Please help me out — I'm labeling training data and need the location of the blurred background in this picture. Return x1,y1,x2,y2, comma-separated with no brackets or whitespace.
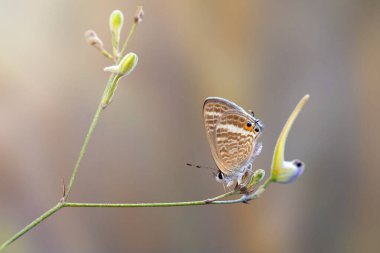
0,0,379,252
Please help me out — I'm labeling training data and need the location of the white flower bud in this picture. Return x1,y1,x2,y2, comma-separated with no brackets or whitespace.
270,95,309,184
84,30,104,51
272,160,304,184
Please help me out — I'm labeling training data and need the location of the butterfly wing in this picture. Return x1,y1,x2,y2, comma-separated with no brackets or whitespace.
203,97,245,142
203,97,261,175
213,110,261,175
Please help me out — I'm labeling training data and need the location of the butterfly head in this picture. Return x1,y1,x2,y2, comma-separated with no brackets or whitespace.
244,114,264,138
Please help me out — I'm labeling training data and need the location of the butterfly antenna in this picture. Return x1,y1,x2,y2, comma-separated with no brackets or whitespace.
186,163,216,171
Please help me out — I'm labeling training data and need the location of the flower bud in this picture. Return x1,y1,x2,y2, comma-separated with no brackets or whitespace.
272,160,304,183
104,52,138,76
270,94,309,184
109,10,124,34
109,10,124,55
119,53,138,75
84,30,104,51
134,6,144,23
247,169,266,189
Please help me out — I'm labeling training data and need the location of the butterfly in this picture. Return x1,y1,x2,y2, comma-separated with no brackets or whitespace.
203,97,264,187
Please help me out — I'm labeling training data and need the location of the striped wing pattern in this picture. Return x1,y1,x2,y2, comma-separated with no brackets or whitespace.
203,97,261,176
214,111,256,173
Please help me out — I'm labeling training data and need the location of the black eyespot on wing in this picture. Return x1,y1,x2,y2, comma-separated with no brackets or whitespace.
254,125,260,133
246,121,252,128
217,171,224,180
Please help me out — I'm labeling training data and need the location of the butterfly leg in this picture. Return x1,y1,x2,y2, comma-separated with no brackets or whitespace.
237,173,244,185
246,163,253,173
226,179,235,188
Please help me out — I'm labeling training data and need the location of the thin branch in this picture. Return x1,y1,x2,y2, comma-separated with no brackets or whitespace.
101,49,114,60
205,190,238,203
64,101,104,200
0,188,267,251
64,191,241,208
1,18,143,247
119,22,137,62
262,178,272,190
65,74,118,200
0,203,64,251
63,199,241,208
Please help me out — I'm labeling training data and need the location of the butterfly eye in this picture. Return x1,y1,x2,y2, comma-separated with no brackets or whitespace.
244,121,253,131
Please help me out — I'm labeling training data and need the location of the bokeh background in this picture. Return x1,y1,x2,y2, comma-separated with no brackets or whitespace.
1,0,379,252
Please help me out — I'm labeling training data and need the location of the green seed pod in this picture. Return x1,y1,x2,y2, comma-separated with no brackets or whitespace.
102,53,139,108
109,10,124,56
118,53,138,75
104,53,138,76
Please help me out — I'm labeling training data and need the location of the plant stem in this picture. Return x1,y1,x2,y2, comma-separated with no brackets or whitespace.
0,189,252,251
101,49,114,60
0,73,122,251
64,191,240,208
119,22,137,61
63,199,238,208
101,74,122,108
0,203,64,251
205,190,238,203
262,178,272,190
64,101,104,200
65,74,121,200
0,175,268,251
62,185,268,209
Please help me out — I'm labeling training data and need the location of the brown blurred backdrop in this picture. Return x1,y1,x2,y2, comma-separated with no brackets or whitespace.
0,0,379,252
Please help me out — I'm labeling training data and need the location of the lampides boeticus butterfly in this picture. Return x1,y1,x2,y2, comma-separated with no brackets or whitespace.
203,97,264,187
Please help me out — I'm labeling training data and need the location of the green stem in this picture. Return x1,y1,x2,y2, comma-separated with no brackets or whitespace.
101,74,122,108
64,191,240,208
119,22,137,62
243,178,273,202
0,203,63,251
61,187,268,209
65,73,118,200
0,183,269,251
262,178,272,190
101,49,114,60
0,190,240,251
64,102,104,200
0,74,123,251
205,190,238,203
63,200,230,208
